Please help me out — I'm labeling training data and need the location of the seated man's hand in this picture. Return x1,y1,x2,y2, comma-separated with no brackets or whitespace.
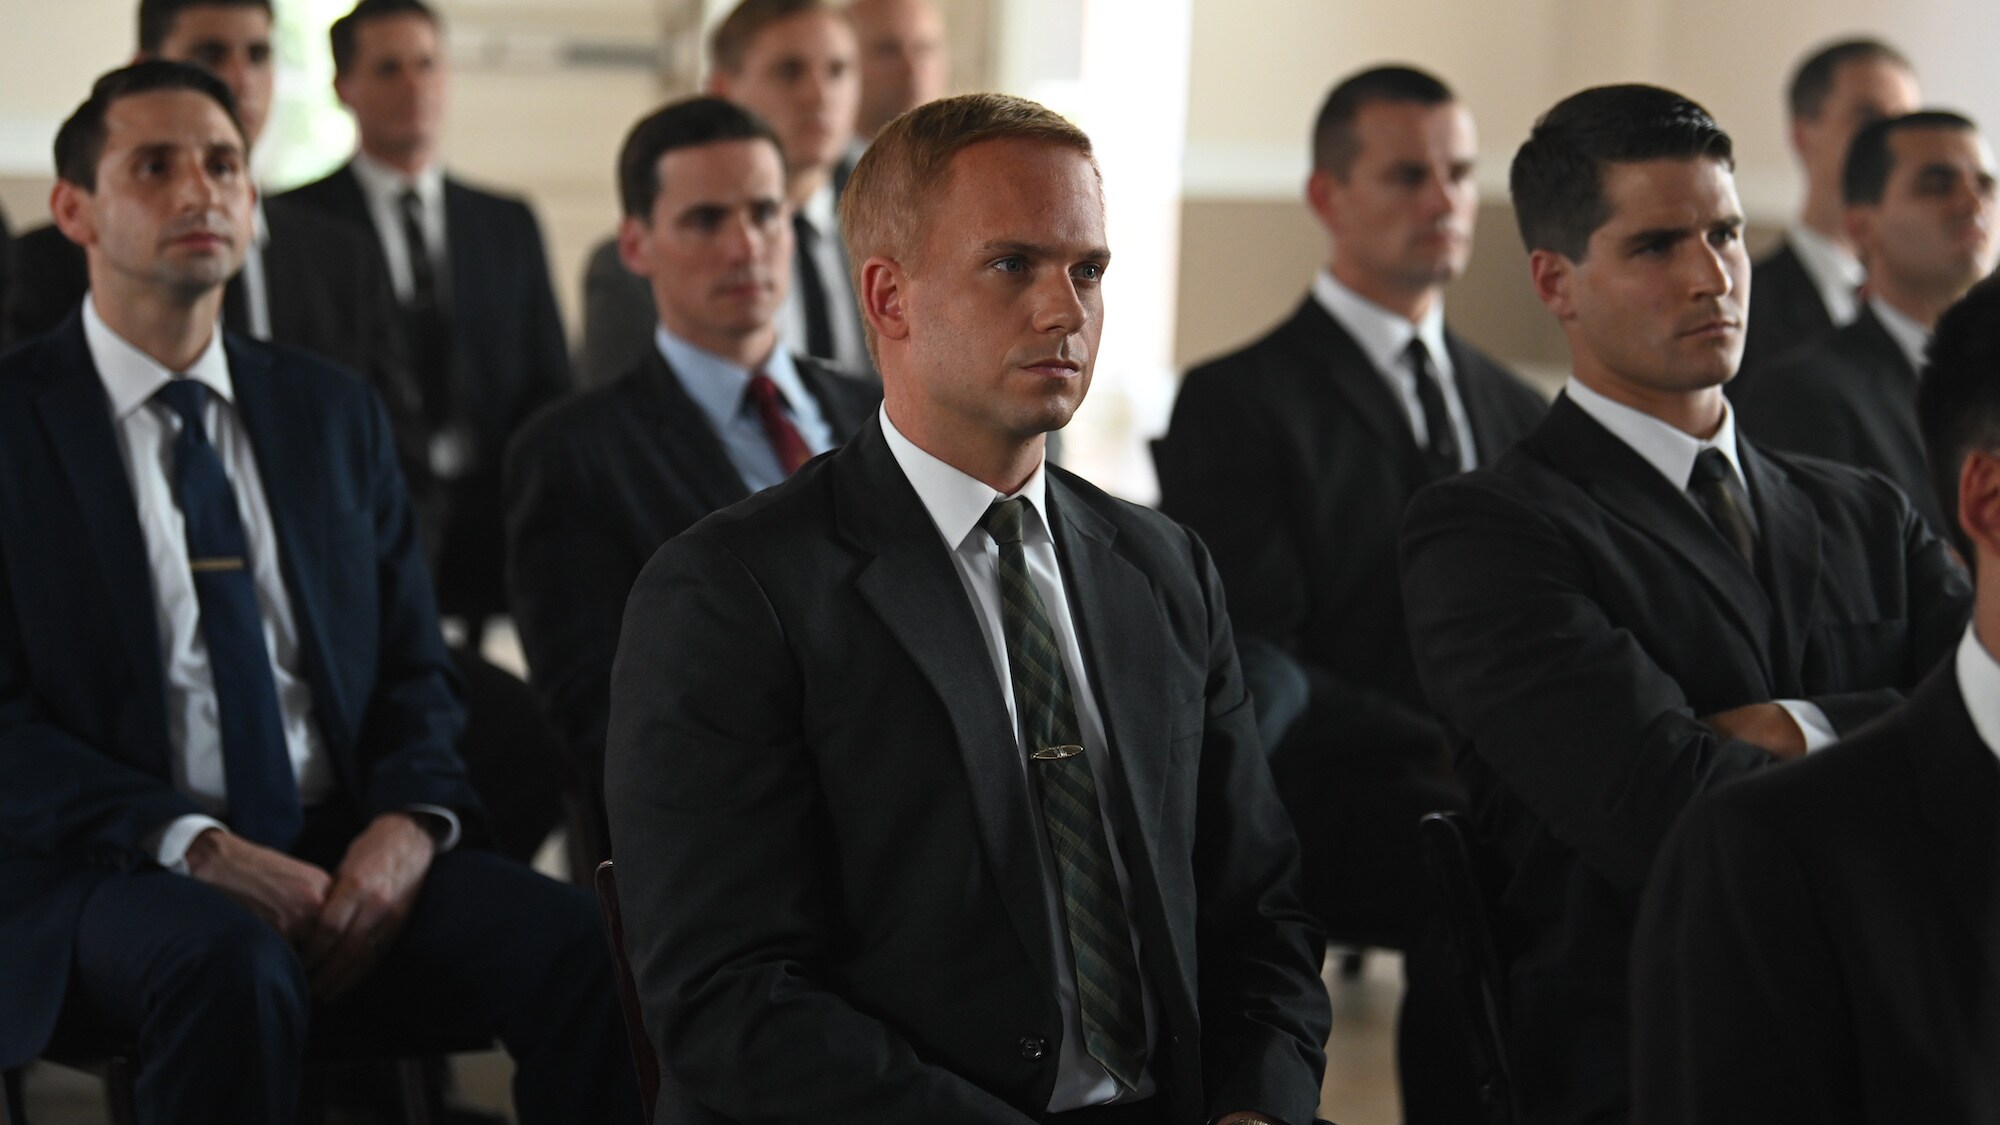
184,827,333,943
1699,702,1807,761
301,812,438,1001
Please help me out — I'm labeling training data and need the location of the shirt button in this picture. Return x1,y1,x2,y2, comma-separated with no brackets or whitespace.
1018,1035,1047,1061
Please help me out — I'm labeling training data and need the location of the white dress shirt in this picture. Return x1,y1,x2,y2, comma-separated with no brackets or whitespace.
1563,377,1837,750
1955,625,2000,760
1784,226,1865,330
1312,267,1477,471
1868,296,1931,376
349,150,449,308
777,181,869,372
654,326,834,492
879,407,1159,1110
237,199,272,340
84,297,458,869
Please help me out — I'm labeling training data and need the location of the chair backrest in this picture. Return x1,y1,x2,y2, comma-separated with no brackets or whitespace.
1417,810,1518,1125
595,860,661,1123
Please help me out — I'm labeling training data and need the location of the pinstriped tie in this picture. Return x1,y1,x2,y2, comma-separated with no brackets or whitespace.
980,498,1147,1089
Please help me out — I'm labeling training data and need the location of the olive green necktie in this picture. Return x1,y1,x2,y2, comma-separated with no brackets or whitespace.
980,498,1147,1089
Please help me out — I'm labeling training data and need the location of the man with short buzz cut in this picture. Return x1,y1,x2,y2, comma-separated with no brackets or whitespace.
1400,84,1971,1125
0,60,639,1125
1633,273,2000,1125
1739,110,2000,534
505,95,878,868
847,0,949,142
606,91,1332,1124
1157,63,1544,1124
1739,38,1920,375
281,0,572,644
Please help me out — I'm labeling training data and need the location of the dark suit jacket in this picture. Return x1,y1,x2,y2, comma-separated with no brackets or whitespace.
1158,296,1547,765
1399,393,1971,1125
504,346,878,793
0,207,436,537
1734,305,1941,533
604,419,1331,1124
0,315,478,1071
1735,240,1838,389
1631,659,2000,1124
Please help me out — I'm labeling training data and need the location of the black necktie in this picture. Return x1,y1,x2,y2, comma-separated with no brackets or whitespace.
1688,448,1758,566
792,213,836,360
398,188,453,428
1405,339,1461,478
153,379,303,850
981,498,1148,1090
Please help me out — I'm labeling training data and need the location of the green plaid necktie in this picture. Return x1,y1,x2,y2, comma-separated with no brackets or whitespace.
980,498,1148,1090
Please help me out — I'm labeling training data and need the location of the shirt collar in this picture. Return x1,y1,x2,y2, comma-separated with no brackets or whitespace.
1785,226,1865,322
1955,624,2000,762
1310,267,1451,380
799,179,839,235
1564,375,1747,492
1868,296,1932,375
654,325,806,433
879,404,1052,553
350,149,444,210
252,197,270,249
83,294,235,421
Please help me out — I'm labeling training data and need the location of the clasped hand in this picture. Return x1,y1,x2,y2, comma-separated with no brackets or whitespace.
184,812,437,1000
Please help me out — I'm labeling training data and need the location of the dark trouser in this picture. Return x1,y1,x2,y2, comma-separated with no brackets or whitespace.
58,849,642,1125
452,646,568,863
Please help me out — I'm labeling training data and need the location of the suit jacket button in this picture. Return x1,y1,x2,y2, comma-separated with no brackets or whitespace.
1019,1036,1047,1061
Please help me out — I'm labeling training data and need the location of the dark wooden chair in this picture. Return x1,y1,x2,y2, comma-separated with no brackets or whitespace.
594,860,660,1123
1418,809,1519,1125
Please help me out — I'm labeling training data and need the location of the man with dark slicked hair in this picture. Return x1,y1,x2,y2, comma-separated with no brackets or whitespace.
1158,63,1543,1125
1738,110,1999,534
1739,38,1919,375
1633,274,2000,1125
1401,83,1969,1125
506,96,878,869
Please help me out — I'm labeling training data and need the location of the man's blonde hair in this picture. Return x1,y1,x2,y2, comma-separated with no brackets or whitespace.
839,93,1096,354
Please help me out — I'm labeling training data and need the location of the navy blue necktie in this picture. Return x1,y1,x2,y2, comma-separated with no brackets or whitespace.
153,379,303,850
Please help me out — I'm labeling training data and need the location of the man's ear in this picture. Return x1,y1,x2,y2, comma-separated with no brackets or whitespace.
706,71,733,98
1958,449,2000,564
1529,248,1576,320
615,214,653,279
858,256,909,345
49,179,95,251
1305,168,1342,233
1844,205,1876,265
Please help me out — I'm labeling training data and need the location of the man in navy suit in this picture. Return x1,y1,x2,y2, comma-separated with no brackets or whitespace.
0,61,638,1124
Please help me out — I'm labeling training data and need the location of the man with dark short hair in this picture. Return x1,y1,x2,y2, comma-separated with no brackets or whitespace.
848,0,949,142
606,92,1331,1124
1738,111,1999,534
1740,38,1920,374
0,61,638,1125
1400,84,1970,1125
1158,63,1544,1123
1633,274,2000,1125
506,96,878,867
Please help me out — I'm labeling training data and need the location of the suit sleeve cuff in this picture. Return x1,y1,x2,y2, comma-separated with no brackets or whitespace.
1776,699,1839,752
403,804,461,852
149,815,230,874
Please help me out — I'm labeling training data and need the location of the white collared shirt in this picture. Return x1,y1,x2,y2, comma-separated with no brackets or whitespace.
1868,296,1931,376
1784,226,1865,330
85,296,335,866
879,406,1159,1110
238,199,272,340
1955,625,2000,761
1563,376,1837,751
349,150,448,307
653,326,833,492
1311,267,1477,471
777,181,869,372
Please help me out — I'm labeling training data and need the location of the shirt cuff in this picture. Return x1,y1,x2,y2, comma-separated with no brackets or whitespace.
402,804,461,852
1776,699,1839,752
149,814,230,874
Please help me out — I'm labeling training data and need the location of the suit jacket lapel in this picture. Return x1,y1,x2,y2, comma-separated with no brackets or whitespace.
32,319,171,773
1276,298,1429,480
1900,666,2000,984
1740,440,1822,694
834,421,1060,989
1533,395,1776,676
1850,307,1926,454
798,357,873,441
1448,332,1520,469
638,348,753,513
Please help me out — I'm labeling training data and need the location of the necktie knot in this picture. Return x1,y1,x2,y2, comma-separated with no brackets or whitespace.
153,378,210,434
745,371,814,476
745,372,787,411
398,187,423,220
1688,447,1734,490
981,497,1026,546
